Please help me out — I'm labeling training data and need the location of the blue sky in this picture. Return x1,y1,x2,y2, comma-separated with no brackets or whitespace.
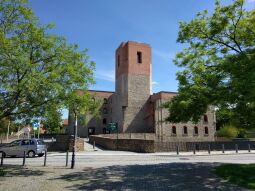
28,0,254,118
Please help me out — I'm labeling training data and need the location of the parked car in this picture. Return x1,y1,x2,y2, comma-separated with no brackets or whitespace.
0,139,47,158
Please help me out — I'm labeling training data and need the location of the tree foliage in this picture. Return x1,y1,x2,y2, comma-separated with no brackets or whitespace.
68,90,101,125
0,117,18,135
216,124,239,138
165,0,255,129
0,0,96,121
41,104,63,133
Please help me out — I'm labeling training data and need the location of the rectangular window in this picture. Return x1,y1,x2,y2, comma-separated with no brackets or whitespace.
117,55,120,67
183,126,188,135
137,51,142,63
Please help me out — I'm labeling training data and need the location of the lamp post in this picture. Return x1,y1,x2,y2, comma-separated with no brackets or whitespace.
71,112,77,169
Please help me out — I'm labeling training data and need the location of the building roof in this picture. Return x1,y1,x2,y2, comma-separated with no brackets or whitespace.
151,91,178,101
88,90,114,97
63,119,68,126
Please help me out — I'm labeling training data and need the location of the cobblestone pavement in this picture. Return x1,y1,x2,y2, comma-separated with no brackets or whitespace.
0,152,254,191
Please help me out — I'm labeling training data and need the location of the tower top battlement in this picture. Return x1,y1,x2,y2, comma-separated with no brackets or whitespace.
115,41,152,80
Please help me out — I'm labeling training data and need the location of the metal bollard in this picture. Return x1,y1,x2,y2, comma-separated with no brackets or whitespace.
66,150,69,167
193,145,196,154
235,144,238,153
0,152,3,166
248,144,251,153
222,144,225,153
208,144,211,154
176,145,179,155
44,150,47,166
93,141,95,150
22,151,26,166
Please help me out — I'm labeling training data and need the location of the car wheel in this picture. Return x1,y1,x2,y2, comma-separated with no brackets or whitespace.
0,151,6,158
28,150,35,158
38,153,44,157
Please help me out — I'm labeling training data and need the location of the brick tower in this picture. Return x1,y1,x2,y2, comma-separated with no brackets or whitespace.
112,41,152,132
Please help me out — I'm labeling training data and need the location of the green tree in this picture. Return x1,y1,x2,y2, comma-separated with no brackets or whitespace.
216,124,239,138
0,0,95,121
165,0,255,129
68,90,101,169
0,117,18,136
41,105,63,133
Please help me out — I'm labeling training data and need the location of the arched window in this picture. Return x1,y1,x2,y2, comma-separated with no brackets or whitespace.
203,115,208,123
103,98,108,104
205,126,209,135
194,126,198,135
183,126,188,135
103,118,107,125
103,108,107,114
172,126,176,135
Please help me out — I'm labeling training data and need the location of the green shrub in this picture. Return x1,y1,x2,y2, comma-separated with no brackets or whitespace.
237,128,247,138
216,125,239,138
0,168,6,176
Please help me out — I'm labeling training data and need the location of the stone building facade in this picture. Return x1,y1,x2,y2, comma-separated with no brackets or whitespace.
67,41,216,142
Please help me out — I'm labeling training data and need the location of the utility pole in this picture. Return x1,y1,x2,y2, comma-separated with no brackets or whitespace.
6,120,10,142
71,112,77,169
37,120,41,139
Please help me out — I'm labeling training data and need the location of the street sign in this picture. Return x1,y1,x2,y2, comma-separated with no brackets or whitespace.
106,122,118,132
32,122,39,130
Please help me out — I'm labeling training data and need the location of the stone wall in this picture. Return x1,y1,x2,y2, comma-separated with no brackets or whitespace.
46,135,84,152
89,134,255,153
155,140,255,152
69,137,85,152
153,95,216,142
89,135,155,153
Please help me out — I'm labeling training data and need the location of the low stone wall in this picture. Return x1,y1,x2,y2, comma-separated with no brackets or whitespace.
46,134,84,152
69,138,85,152
90,134,255,153
101,133,155,140
89,135,154,153
155,141,255,152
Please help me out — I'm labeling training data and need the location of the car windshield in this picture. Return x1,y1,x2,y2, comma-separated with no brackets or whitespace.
9,140,21,146
37,140,45,145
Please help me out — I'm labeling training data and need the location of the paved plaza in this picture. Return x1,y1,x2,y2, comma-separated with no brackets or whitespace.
0,148,254,191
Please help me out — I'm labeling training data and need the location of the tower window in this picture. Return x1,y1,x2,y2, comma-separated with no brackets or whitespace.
137,51,142,63
103,98,108,104
194,126,198,135
117,55,120,67
183,126,188,135
103,118,107,125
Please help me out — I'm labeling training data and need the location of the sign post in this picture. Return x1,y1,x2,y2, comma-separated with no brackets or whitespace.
32,122,39,138
106,122,118,134
106,122,118,149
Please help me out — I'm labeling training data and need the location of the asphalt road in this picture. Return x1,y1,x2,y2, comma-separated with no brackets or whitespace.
1,151,255,167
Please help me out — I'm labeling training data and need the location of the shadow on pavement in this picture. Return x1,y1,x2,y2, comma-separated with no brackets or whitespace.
52,163,248,191
1,165,47,178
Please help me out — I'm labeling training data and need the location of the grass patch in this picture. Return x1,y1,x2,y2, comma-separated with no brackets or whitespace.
0,168,6,176
214,164,255,189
